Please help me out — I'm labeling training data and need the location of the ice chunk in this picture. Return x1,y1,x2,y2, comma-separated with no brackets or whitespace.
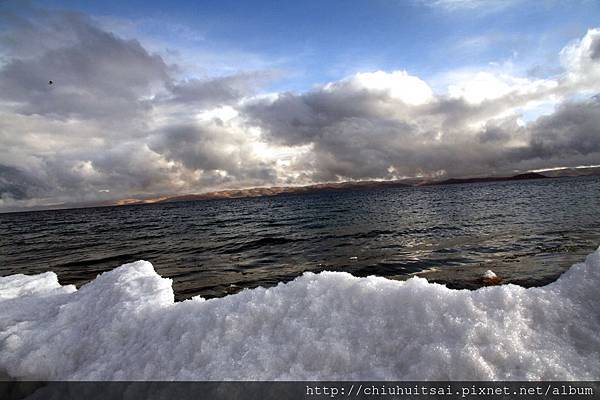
1,249,600,380
482,270,497,279
481,269,502,285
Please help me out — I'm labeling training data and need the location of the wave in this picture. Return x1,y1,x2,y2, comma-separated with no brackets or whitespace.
1,247,599,380
217,236,303,254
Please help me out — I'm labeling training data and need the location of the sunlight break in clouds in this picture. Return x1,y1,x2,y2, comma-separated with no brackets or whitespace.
334,71,434,105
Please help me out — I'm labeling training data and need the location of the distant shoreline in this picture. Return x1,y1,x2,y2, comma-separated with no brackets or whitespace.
2,167,600,214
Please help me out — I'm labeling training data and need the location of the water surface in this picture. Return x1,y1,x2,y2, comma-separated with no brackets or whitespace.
1,176,599,299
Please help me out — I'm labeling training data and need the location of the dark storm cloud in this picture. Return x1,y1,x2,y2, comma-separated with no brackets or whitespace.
522,98,600,159
165,72,274,108
0,164,49,201
150,123,278,182
478,122,515,144
150,124,244,172
243,75,548,152
590,34,600,60
244,86,400,147
0,10,171,119
244,76,600,180
0,4,269,120
0,4,281,208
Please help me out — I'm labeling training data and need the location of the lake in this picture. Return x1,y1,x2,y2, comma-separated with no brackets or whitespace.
1,176,599,300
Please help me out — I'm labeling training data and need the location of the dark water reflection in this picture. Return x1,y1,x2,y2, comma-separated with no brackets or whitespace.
1,176,599,299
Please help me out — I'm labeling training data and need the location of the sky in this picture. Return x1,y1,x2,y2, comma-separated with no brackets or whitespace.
1,0,600,209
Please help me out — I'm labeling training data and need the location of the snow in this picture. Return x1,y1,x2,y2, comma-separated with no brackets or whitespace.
1,247,600,380
483,270,497,279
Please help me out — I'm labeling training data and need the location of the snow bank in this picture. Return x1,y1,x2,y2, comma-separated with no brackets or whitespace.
1,248,600,380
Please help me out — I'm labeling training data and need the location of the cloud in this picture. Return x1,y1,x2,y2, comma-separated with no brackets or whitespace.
342,71,434,105
525,98,600,159
0,5,285,208
591,36,600,60
560,28,600,92
243,37,600,181
0,10,171,120
149,121,278,185
419,0,523,13
1,3,600,210
447,72,558,104
163,72,276,108
0,164,49,203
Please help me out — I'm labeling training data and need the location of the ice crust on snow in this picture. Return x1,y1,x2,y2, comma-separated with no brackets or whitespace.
1,248,600,380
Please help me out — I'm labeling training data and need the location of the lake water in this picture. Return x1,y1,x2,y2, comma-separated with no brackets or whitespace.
1,176,599,300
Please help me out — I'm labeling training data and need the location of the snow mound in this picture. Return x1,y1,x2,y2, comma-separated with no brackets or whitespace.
1,249,600,380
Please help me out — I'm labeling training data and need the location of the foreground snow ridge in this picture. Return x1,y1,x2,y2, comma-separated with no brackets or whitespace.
1,248,600,380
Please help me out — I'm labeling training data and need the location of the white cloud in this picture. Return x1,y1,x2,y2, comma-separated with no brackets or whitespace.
421,0,522,13
560,28,600,91
447,71,558,104
342,70,434,105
